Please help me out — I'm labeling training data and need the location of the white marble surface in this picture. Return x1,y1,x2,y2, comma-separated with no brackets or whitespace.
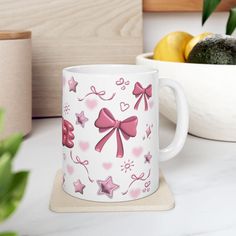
1,116,236,236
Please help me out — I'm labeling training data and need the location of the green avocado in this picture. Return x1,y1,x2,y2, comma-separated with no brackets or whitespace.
187,34,236,65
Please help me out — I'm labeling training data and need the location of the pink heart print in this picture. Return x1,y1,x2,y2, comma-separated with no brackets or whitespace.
62,119,74,148
149,100,154,109
102,162,113,170
145,181,151,188
132,147,143,157
120,102,130,112
130,188,141,199
67,165,74,175
79,141,89,151
85,99,97,110
116,78,124,85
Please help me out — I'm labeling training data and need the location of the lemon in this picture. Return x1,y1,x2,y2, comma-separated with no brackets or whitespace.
153,31,193,62
185,32,213,60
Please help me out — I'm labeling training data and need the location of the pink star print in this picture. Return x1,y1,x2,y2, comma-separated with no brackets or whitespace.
144,152,152,164
68,77,78,92
75,111,88,128
97,176,119,199
73,179,85,194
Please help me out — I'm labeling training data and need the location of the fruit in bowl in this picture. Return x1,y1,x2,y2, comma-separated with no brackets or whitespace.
154,31,236,65
187,34,236,64
137,31,236,141
153,31,193,62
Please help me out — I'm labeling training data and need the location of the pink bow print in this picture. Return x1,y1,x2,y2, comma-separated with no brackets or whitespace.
94,108,138,158
132,82,152,111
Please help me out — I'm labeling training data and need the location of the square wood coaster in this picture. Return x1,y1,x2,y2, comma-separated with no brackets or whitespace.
49,170,175,212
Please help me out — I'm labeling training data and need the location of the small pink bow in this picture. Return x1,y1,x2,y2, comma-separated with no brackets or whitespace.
132,82,152,111
95,108,138,158
131,172,145,181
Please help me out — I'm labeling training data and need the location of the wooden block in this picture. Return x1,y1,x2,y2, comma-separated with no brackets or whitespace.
143,0,236,12
0,32,32,138
0,0,143,117
49,170,175,212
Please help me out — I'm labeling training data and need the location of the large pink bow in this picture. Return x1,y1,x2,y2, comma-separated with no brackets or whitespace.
132,82,152,111
94,108,138,158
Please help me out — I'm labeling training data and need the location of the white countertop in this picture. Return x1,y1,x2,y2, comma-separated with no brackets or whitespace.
1,116,236,236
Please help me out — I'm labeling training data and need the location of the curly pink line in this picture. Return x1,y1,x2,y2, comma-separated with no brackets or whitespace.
78,86,116,101
122,169,151,195
70,151,94,183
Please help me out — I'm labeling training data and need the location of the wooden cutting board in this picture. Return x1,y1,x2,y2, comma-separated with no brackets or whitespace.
0,0,143,117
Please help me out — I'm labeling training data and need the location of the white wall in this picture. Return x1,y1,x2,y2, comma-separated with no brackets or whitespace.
143,12,236,52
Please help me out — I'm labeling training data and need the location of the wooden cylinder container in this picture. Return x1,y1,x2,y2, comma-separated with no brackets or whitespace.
0,31,32,138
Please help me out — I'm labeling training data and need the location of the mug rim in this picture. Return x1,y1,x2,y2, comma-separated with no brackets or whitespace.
63,64,158,76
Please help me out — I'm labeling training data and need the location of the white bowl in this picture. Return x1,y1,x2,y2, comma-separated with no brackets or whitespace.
136,52,236,141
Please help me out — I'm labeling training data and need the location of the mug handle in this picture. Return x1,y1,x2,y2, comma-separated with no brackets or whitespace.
159,78,189,162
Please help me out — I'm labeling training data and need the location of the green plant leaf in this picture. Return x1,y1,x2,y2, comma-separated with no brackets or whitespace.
0,232,18,236
226,7,236,35
0,109,4,133
0,134,23,159
202,0,221,25
0,198,15,223
0,171,29,222
0,154,13,198
8,171,29,201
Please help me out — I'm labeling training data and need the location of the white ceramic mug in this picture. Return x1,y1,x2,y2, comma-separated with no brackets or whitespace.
62,64,189,202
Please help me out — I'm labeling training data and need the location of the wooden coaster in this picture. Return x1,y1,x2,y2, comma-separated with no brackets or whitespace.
49,170,175,212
